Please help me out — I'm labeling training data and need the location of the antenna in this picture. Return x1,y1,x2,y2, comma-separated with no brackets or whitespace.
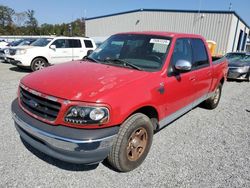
198,0,202,14
229,2,232,11
84,9,87,19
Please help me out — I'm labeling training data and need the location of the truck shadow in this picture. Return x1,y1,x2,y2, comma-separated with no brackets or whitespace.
9,66,31,73
21,138,99,171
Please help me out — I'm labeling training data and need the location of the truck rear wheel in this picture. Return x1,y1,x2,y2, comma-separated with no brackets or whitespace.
107,113,153,172
202,83,222,109
31,58,49,72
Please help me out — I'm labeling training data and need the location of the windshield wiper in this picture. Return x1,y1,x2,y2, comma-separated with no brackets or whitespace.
103,59,142,71
82,56,100,63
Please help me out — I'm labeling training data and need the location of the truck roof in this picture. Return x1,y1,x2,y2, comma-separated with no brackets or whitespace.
116,31,203,39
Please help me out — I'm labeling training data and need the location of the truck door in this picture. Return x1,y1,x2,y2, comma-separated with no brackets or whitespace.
161,38,197,125
49,39,71,64
190,38,212,103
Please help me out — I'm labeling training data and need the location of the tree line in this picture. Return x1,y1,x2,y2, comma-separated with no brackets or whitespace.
0,5,85,36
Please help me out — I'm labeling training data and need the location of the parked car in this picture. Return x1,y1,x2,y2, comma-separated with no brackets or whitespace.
6,36,96,71
0,40,8,48
0,38,38,62
11,32,228,172
226,53,250,81
2,39,23,48
224,52,247,63
5,38,37,47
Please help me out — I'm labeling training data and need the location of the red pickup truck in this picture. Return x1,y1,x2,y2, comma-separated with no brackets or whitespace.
11,32,228,172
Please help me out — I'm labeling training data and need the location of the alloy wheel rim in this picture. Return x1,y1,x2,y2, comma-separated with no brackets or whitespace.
213,87,220,104
127,127,148,161
34,60,45,70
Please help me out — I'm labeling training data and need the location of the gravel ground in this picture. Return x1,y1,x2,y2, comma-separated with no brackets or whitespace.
0,62,250,188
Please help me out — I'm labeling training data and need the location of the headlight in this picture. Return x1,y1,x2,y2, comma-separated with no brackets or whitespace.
237,66,249,73
16,49,27,55
64,106,109,125
4,49,9,54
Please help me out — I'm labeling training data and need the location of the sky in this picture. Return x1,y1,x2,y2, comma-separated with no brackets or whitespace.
0,0,249,26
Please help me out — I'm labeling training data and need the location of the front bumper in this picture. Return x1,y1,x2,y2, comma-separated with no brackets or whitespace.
0,53,7,62
6,54,31,67
11,99,119,164
227,69,249,80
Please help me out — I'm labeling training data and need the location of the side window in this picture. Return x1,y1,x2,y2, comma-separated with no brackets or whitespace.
168,38,192,76
68,39,82,48
51,39,67,48
171,39,192,65
191,39,209,68
84,40,93,48
173,38,192,61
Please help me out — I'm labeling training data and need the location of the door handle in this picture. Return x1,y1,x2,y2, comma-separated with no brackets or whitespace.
189,76,196,81
207,71,212,76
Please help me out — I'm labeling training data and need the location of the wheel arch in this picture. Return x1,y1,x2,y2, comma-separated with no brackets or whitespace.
31,56,49,65
220,77,225,85
125,105,159,130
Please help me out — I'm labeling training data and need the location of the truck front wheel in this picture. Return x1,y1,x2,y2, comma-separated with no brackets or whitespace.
107,113,153,172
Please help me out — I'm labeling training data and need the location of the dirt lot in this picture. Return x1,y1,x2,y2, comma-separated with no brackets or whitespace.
0,62,249,188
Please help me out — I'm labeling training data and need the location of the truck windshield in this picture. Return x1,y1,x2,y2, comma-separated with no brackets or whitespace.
89,34,171,71
31,38,53,47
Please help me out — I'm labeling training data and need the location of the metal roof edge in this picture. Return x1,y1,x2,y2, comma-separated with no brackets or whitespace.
85,8,249,29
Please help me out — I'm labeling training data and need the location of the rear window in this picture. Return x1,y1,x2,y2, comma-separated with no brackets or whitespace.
84,40,93,48
191,39,209,68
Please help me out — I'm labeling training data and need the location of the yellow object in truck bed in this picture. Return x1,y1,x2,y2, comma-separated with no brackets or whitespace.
207,40,217,56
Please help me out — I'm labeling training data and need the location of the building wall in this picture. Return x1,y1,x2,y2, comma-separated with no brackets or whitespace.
86,11,236,54
229,16,249,52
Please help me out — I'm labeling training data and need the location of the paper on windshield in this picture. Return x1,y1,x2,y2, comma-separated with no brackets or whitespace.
150,39,170,45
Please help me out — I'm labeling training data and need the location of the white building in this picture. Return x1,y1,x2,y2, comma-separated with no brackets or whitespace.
86,9,250,55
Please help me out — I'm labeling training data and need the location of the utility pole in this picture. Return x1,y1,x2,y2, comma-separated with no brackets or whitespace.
68,24,72,36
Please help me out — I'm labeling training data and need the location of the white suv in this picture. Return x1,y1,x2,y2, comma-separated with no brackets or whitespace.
6,36,96,71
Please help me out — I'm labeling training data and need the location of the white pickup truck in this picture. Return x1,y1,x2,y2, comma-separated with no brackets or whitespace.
6,36,96,71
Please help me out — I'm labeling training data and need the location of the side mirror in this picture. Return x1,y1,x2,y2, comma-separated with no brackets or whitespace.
87,50,93,56
174,60,192,72
50,45,56,50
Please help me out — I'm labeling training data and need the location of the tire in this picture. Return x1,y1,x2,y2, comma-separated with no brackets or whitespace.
202,83,222,109
31,58,49,72
107,113,154,172
246,73,250,82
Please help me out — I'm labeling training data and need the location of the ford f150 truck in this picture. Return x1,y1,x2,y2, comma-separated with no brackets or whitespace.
11,32,228,172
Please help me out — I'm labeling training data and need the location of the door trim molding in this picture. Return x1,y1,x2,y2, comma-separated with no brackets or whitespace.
158,92,214,129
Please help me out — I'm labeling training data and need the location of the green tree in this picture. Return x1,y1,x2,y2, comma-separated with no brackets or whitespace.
0,5,86,36
0,5,15,27
25,9,38,34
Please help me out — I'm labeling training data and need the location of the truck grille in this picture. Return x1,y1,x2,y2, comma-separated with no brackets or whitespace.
19,87,61,121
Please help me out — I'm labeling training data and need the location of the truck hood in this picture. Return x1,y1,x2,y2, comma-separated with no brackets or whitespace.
21,61,149,102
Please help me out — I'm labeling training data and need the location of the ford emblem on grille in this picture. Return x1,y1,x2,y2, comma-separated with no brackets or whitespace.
28,99,39,108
